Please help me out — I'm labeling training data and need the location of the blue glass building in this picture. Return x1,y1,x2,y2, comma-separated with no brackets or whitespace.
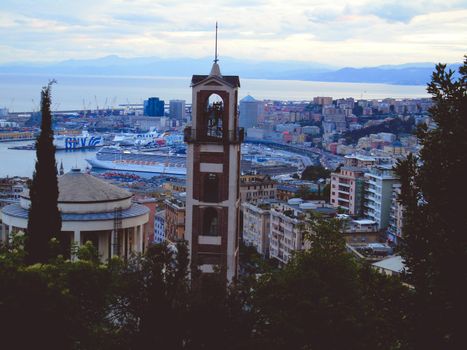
144,97,165,117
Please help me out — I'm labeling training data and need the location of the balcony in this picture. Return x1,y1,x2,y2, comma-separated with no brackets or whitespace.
184,126,244,144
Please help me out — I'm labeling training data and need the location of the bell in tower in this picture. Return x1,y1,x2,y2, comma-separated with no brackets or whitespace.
184,23,244,282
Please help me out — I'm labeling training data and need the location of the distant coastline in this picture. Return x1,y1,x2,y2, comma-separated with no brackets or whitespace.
0,55,461,87
0,73,429,112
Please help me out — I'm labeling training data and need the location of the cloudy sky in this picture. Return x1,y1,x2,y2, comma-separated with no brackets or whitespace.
0,0,466,67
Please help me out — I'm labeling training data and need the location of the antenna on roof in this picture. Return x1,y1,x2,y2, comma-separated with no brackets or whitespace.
214,22,219,63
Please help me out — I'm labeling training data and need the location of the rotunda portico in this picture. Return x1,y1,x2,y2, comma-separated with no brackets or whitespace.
0,169,149,261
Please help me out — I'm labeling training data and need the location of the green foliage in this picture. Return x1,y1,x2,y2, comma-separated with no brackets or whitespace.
343,116,415,144
395,57,467,348
0,250,114,349
251,218,411,350
239,242,278,275
0,223,413,349
25,81,62,264
301,165,331,181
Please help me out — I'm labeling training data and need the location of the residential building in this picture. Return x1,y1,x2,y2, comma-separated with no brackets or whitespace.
364,165,398,229
164,194,186,242
269,199,335,264
344,154,377,168
154,210,165,244
313,96,333,105
242,200,273,256
134,196,157,246
162,179,187,193
330,166,366,215
277,184,300,201
0,177,26,209
240,174,276,202
270,202,308,264
341,217,380,243
387,183,404,244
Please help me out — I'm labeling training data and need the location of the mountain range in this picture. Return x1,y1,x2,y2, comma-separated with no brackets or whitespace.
0,55,461,86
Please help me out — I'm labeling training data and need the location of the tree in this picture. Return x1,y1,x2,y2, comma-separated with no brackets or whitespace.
251,218,411,350
25,81,62,264
301,165,331,181
395,57,467,349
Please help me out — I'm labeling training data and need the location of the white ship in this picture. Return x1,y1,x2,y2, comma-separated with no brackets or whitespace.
112,129,184,147
54,130,104,150
86,146,187,175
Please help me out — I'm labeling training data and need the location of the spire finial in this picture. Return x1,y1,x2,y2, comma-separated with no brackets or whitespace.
214,22,218,63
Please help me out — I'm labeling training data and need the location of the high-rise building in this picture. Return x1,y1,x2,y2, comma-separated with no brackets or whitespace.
242,200,272,257
239,95,262,129
387,183,404,244
330,166,366,216
169,99,186,119
184,59,243,281
144,97,164,117
364,165,398,229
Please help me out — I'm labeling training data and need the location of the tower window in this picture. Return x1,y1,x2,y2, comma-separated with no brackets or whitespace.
206,94,223,138
204,173,219,202
203,207,219,236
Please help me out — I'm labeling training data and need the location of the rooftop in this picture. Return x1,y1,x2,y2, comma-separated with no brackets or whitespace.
2,202,148,221
372,255,405,273
191,75,240,88
21,169,132,203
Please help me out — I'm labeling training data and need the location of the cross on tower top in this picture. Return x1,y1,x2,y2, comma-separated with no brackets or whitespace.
209,22,222,76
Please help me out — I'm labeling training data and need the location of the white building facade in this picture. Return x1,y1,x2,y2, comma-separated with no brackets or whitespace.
242,201,271,256
0,169,149,260
364,165,398,229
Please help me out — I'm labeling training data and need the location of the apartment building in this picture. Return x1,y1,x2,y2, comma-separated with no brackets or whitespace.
364,165,398,229
330,166,366,215
240,174,276,203
387,183,404,244
269,200,335,264
341,217,380,243
343,154,377,168
154,210,165,244
242,201,273,256
164,194,186,242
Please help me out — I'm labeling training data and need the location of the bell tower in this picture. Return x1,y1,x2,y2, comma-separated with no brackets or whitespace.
184,25,243,281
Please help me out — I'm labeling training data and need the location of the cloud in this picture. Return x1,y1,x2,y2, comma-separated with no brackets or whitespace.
0,0,466,66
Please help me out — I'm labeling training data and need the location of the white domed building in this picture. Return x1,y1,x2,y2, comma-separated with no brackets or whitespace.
0,169,149,260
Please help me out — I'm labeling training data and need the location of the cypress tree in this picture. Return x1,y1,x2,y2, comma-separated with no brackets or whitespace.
396,57,467,349
25,81,62,264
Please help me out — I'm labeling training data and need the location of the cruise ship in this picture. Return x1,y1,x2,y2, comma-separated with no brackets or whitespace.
86,146,187,175
54,130,104,150
113,130,184,147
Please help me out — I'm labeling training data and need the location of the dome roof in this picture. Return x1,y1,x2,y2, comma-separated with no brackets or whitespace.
241,95,257,102
22,169,132,203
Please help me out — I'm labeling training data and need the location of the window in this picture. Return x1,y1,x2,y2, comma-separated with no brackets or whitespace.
205,94,223,138
204,173,219,202
203,207,219,236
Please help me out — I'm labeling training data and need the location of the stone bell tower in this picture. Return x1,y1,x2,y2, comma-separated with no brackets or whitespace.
184,25,243,281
